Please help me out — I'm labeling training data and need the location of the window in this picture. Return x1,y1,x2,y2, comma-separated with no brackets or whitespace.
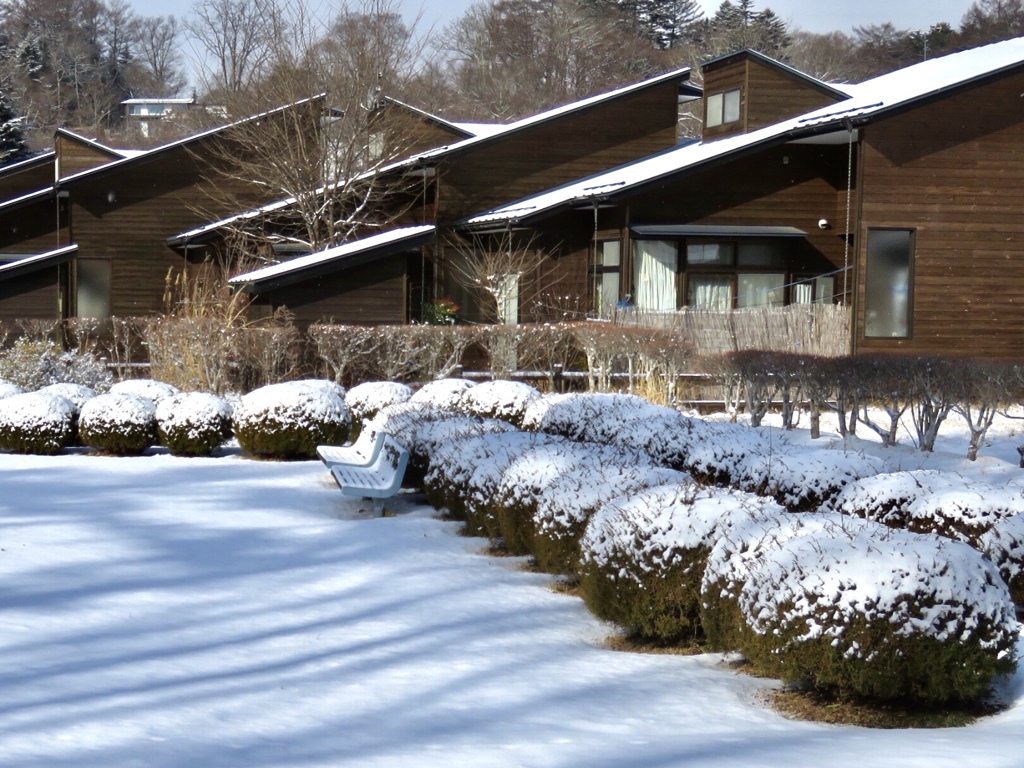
706,88,741,128
687,242,734,265
593,240,621,318
632,240,678,310
76,259,111,320
498,274,519,325
737,273,785,308
792,275,835,305
864,229,913,338
687,274,732,309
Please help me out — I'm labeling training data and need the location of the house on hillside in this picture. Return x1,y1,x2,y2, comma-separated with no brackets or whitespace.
176,68,701,327
0,98,326,326
459,39,1024,358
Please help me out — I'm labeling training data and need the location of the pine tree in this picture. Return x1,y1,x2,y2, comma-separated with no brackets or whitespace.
0,85,32,165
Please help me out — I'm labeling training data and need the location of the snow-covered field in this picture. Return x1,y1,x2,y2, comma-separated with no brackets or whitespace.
3,412,1024,767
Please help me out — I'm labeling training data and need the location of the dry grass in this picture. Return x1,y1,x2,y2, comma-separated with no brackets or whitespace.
603,633,706,656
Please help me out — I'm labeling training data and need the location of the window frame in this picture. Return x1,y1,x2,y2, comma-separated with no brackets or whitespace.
863,227,915,339
591,239,622,318
706,88,742,129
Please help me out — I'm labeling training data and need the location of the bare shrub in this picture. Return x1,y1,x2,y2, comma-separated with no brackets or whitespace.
105,317,148,381
952,359,1022,461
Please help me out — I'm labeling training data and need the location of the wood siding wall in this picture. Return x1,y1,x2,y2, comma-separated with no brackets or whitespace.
702,55,846,140
437,81,681,223
0,264,61,323
55,134,121,179
0,157,54,201
0,197,69,258
253,254,408,328
853,69,1024,357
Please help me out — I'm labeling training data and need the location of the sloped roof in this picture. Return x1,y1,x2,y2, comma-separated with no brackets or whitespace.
54,128,127,161
701,48,855,101
379,97,475,140
0,151,55,178
229,225,435,292
461,37,1024,230
168,69,697,246
0,244,77,281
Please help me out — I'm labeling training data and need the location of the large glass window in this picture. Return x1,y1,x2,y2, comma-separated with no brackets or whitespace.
687,242,734,265
793,275,835,305
706,88,741,128
687,274,732,309
737,273,785,308
633,240,678,311
864,229,913,338
76,259,111,319
594,240,621,318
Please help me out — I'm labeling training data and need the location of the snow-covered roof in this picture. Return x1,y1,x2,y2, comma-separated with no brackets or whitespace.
400,67,694,167
122,98,196,105
701,48,855,100
462,37,1024,229
169,70,694,245
0,244,78,281
379,97,474,139
0,151,55,176
450,122,509,138
0,186,53,214
54,129,125,161
229,225,435,290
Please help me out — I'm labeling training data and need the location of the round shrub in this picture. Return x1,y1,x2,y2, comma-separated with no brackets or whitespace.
156,392,233,457
0,392,75,455
738,525,1018,704
38,383,97,409
700,512,861,651
346,381,413,430
79,393,157,455
233,380,350,460
979,513,1024,605
409,378,475,409
0,380,25,399
38,383,97,446
455,380,541,428
828,470,1023,546
109,378,181,405
579,484,782,643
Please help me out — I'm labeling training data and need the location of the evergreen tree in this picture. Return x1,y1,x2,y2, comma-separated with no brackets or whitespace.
0,84,32,164
704,0,790,58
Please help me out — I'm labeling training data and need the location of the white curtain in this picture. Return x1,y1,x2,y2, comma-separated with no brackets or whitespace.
632,240,677,310
688,275,731,309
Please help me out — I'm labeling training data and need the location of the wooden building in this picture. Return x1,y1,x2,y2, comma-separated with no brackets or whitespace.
458,39,1024,358
209,68,700,327
0,99,324,326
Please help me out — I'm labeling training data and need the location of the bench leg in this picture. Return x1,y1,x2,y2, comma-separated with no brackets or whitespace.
372,497,384,518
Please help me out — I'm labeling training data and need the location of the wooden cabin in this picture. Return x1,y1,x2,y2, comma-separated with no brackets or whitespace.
215,69,701,326
456,39,1024,359
0,98,324,327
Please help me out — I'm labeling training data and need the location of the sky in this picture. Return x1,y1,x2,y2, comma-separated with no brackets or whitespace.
130,0,983,37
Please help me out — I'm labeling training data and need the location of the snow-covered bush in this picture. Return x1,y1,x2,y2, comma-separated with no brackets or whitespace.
700,513,865,651
423,430,566,537
678,418,770,485
579,485,783,643
156,392,233,457
828,470,1024,546
732,448,883,511
363,402,453,480
454,380,541,428
0,392,75,454
79,393,157,455
979,514,1024,605
490,439,667,569
409,378,475,409
109,378,180,405
345,381,412,432
738,525,1018,704
232,380,350,459
409,415,516,471
0,339,112,391
0,380,24,399
38,383,96,409
522,392,668,445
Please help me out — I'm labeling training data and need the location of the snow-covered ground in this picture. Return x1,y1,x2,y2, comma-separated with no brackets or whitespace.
3,410,1024,767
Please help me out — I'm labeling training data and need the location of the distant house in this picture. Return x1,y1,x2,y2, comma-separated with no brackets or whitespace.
176,68,701,327
458,39,1024,358
121,97,227,139
0,97,324,325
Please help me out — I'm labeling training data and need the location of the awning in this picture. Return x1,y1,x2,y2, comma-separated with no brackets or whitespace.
229,225,434,293
0,244,78,282
630,224,807,238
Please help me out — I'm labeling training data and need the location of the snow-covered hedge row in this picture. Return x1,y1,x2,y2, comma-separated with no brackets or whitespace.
109,378,180,404
352,388,1019,705
409,378,475,409
0,392,76,454
233,380,350,459
454,380,541,429
580,484,784,643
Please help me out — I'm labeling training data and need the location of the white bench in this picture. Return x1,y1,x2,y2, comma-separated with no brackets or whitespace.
317,429,385,469
330,434,409,517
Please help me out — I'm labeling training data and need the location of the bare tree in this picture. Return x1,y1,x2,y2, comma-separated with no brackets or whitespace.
186,0,284,95
133,15,188,96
